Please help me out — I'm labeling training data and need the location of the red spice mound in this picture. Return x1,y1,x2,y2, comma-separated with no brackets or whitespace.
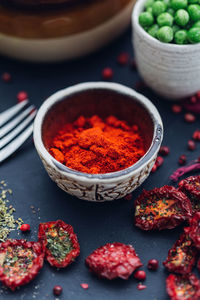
49,115,145,174
184,212,200,250
166,274,200,300
163,233,197,275
134,186,192,230
0,239,44,291
38,220,80,268
85,242,142,280
179,175,200,214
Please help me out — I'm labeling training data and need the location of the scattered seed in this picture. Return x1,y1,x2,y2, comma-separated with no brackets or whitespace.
196,91,200,100
155,156,164,167
159,146,170,156
2,72,11,83
137,283,147,290
184,113,196,123
102,68,113,80
20,224,31,232
134,270,146,281
151,164,157,173
80,283,89,290
193,129,200,141
178,154,187,165
190,96,197,104
188,140,196,151
17,91,28,103
171,104,182,114
147,259,159,270
117,52,129,65
53,285,62,296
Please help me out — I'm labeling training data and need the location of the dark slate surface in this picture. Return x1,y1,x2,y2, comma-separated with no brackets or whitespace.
0,28,199,300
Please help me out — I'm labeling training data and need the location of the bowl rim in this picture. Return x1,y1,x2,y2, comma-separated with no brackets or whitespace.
132,0,200,52
33,82,163,181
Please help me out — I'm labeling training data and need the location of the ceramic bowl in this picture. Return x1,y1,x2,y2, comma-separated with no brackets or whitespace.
33,82,163,202
132,0,200,100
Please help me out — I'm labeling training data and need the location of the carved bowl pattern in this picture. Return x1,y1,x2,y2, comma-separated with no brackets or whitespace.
34,82,163,201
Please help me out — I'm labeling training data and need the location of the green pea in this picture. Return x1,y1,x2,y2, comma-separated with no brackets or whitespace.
157,26,174,42
193,20,200,26
163,0,171,7
188,4,200,21
148,24,160,37
171,0,188,10
187,26,200,42
139,12,154,27
174,29,188,43
172,24,181,32
147,7,153,13
157,12,174,26
152,1,166,16
167,8,175,15
145,0,155,8
174,9,190,26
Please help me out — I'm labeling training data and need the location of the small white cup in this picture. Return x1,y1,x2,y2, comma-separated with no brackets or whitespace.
132,0,200,100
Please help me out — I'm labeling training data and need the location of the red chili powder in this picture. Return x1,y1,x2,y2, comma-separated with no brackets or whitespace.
49,115,145,174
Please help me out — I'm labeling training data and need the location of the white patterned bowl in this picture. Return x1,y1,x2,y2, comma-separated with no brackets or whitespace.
34,82,163,202
132,0,200,100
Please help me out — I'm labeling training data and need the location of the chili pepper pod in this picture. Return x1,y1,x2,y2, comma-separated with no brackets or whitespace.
179,175,200,214
163,233,198,274
0,239,44,291
166,273,200,300
85,242,142,280
134,186,192,231
38,220,80,268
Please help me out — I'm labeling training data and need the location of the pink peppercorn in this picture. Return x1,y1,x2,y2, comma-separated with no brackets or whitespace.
171,104,182,114
53,285,62,296
196,91,200,100
102,68,113,80
188,140,196,151
190,96,197,104
178,154,187,165
184,113,196,123
80,283,89,290
147,259,159,270
193,130,200,141
117,52,129,65
155,156,164,167
17,91,28,103
134,270,146,281
137,284,147,290
159,146,170,156
2,72,11,83
151,164,157,173
20,224,31,232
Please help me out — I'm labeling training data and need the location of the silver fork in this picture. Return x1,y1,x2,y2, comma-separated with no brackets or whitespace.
0,100,37,163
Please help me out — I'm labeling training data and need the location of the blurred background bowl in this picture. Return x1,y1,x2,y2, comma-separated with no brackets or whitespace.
132,0,200,100
34,82,163,202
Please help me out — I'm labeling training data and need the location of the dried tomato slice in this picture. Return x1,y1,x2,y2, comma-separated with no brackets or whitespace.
163,233,197,274
38,220,80,268
166,273,200,300
134,186,192,230
179,175,200,214
184,212,200,250
0,239,44,291
85,242,142,280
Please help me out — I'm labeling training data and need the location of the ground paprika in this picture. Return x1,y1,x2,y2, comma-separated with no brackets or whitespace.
49,115,145,174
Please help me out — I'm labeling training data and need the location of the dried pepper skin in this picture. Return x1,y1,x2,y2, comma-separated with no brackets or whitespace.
163,233,197,274
184,212,200,250
38,220,80,268
179,175,200,213
0,239,44,291
134,186,192,231
166,273,200,300
85,242,142,280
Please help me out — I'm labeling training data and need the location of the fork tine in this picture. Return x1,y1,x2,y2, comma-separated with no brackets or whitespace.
0,124,33,163
0,110,37,149
0,100,28,127
0,105,35,138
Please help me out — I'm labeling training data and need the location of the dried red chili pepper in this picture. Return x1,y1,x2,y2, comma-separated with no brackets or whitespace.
166,273,200,300
184,212,200,250
134,186,192,231
85,242,142,280
163,233,197,274
0,239,44,291
38,220,80,268
179,175,200,214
